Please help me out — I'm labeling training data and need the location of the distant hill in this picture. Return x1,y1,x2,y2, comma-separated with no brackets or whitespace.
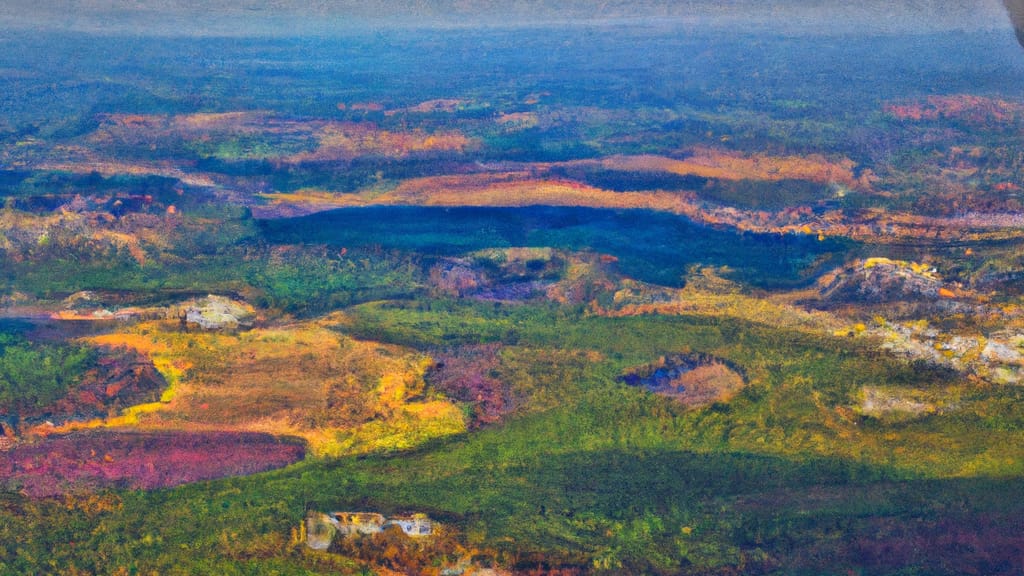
0,0,1008,35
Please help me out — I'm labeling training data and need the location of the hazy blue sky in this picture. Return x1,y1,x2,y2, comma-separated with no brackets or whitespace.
0,0,1013,35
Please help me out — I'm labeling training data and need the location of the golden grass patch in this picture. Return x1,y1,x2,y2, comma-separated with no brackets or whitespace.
75,320,466,456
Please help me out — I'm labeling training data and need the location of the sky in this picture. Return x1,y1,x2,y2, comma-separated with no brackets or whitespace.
0,0,1014,36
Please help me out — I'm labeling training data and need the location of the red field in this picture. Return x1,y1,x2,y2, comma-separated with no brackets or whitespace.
0,430,304,497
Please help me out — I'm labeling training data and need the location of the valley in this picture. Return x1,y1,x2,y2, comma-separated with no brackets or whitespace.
1,23,1024,575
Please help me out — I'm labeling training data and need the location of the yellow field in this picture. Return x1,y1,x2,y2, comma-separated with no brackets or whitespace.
67,318,466,456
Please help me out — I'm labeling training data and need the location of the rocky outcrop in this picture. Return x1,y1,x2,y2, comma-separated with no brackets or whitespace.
429,259,484,296
857,386,938,419
183,295,255,331
819,258,947,303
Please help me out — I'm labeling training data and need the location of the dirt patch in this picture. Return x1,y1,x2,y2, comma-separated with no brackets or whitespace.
426,344,507,426
855,386,947,420
619,353,746,407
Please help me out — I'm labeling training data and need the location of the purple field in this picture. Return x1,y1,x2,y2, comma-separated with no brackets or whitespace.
0,430,304,497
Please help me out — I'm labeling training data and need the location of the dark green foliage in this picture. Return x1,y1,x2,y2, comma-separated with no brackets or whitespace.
6,171,178,200
481,128,602,162
244,246,423,315
0,335,96,413
0,171,32,195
